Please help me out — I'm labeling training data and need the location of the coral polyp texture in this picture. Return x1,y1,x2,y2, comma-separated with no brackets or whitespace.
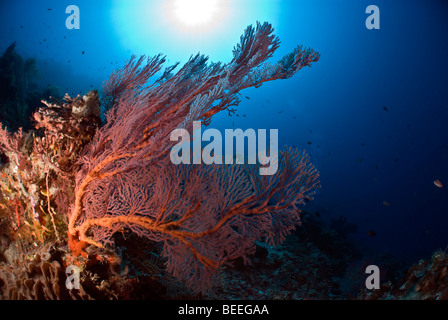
0,22,321,297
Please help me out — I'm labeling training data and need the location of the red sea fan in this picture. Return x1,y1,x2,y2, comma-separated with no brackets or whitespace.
68,22,320,293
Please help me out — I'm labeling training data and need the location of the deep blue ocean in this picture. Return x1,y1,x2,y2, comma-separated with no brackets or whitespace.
1,0,447,267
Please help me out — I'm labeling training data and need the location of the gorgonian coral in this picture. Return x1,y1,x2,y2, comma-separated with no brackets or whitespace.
67,22,320,292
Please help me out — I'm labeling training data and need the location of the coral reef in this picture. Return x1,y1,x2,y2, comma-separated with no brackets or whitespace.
0,91,101,249
0,21,321,297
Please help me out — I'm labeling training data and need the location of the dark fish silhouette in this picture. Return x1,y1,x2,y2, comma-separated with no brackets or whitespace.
383,106,389,111
245,96,250,100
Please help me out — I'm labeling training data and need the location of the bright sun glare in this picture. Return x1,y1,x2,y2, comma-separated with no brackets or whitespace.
172,0,221,27
112,0,279,62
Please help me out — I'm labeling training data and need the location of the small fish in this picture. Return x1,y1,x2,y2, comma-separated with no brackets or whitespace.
434,179,444,188
383,201,390,207
292,116,296,119
315,211,320,218
245,96,250,100
358,158,364,163
383,106,389,112
307,141,312,145
368,231,376,237
82,50,85,55
47,8,52,11
361,143,365,147
278,110,284,114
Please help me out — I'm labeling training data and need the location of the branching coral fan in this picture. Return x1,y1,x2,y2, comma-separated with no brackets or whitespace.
1,22,320,294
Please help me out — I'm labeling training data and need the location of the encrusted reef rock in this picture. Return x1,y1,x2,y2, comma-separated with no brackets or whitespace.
72,90,101,119
33,91,102,173
0,243,92,300
0,90,102,247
